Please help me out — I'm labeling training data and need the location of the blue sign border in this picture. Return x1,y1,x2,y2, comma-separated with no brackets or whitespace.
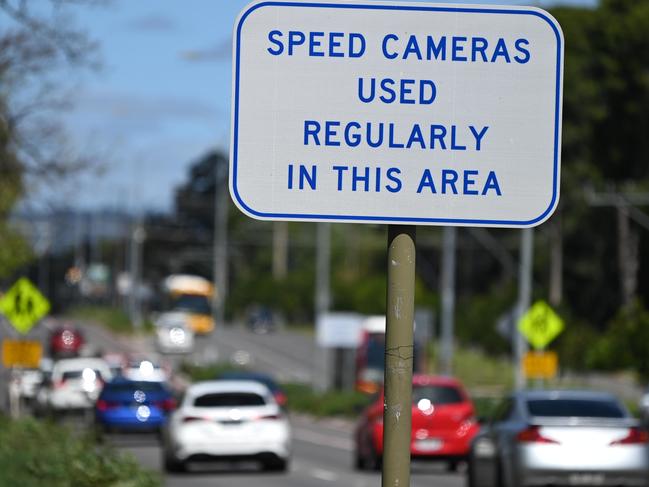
231,1,563,227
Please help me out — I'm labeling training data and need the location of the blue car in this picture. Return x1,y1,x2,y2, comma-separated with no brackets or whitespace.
95,378,176,432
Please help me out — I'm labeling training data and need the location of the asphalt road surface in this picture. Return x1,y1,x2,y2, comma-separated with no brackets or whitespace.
115,414,464,487
1,319,464,486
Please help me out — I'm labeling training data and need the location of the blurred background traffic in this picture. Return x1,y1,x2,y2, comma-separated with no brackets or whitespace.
2,0,649,486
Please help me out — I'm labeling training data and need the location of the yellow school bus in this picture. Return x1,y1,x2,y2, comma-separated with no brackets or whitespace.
162,275,215,335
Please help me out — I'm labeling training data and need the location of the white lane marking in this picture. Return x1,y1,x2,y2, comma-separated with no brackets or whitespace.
293,427,354,451
310,468,338,482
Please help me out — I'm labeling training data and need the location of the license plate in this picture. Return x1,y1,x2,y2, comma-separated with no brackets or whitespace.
568,473,605,485
416,438,443,451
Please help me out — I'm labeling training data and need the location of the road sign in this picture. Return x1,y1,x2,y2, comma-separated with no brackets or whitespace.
2,339,42,368
0,278,50,334
523,350,558,379
518,300,564,350
231,0,563,227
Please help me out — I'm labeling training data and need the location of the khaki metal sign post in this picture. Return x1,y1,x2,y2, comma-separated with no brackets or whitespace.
383,225,416,487
231,1,563,484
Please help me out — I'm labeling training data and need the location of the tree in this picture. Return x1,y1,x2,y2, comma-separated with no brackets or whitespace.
0,0,98,278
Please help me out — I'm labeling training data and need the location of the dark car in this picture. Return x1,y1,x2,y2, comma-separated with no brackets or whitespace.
216,371,287,407
355,375,480,471
49,325,84,358
95,378,176,433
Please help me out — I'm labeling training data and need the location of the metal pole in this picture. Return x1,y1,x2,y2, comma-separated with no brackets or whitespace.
440,226,456,376
382,225,416,487
314,222,331,392
515,227,533,390
129,219,145,330
213,178,228,325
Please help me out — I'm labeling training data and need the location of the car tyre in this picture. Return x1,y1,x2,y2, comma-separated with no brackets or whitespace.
264,457,289,472
163,450,186,473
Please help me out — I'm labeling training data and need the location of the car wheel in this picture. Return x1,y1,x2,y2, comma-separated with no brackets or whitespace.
264,457,289,472
163,450,186,473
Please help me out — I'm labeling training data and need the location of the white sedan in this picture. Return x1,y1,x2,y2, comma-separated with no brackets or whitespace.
162,380,291,472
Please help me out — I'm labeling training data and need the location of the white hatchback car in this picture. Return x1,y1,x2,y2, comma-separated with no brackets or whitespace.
42,357,113,411
162,381,291,472
155,312,195,354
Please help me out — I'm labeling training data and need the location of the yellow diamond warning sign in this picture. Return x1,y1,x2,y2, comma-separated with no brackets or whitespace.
518,300,564,350
0,278,50,334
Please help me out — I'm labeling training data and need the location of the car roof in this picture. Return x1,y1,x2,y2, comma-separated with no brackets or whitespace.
412,374,464,387
514,389,621,402
53,357,109,371
218,371,278,387
186,380,272,397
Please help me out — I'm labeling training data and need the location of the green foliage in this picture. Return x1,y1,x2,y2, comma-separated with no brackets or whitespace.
455,284,515,355
586,301,649,380
179,361,244,382
0,416,159,487
66,305,152,335
282,383,373,418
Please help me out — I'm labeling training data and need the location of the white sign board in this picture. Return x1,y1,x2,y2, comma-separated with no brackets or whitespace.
316,312,363,348
231,0,563,227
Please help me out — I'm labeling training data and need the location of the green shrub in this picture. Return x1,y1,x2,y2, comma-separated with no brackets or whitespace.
0,416,159,487
282,383,373,417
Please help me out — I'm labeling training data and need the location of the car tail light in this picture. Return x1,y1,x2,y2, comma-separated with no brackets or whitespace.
610,428,649,445
96,400,119,411
182,416,205,423
155,398,177,412
274,392,288,407
516,426,559,444
255,413,282,420
54,379,65,389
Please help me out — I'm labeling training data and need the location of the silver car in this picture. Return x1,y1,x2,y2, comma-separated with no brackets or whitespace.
468,390,649,487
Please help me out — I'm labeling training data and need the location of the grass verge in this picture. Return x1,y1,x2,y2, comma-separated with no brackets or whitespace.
66,305,153,335
0,416,159,487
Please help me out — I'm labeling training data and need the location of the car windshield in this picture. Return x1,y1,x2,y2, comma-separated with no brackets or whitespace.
413,385,464,405
62,369,103,381
172,294,211,314
193,392,266,407
104,382,165,393
526,398,627,418
366,333,385,370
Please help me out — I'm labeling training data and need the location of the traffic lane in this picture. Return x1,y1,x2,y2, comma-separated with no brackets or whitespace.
197,325,315,383
120,415,464,487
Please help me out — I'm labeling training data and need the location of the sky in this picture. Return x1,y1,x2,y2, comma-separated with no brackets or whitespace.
34,0,596,213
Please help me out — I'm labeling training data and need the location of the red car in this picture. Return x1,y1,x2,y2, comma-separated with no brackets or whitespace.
354,375,480,471
49,325,84,358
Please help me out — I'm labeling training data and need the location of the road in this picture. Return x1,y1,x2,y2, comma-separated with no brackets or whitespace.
115,414,463,487
0,319,464,486
124,323,464,486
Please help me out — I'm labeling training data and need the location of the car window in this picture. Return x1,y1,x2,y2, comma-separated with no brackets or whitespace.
193,392,266,407
61,369,104,381
526,398,626,418
412,385,464,405
104,382,165,393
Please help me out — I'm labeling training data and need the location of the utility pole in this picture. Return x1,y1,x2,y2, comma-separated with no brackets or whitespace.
314,222,331,392
382,225,416,487
213,176,229,325
440,226,456,376
129,219,145,330
273,222,289,280
515,227,533,390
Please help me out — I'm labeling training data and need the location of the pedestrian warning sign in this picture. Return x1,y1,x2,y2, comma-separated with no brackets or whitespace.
518,300,564,350
0,278,50,334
